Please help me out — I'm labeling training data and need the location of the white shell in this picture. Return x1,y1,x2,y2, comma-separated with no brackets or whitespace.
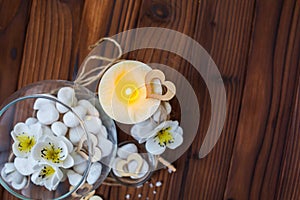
63,106,87,128
33,95,55,110
84,116,103,134
78,100,99,117
87,162,102,185
117,143,138,159
37,104,59,125
51,122,68,136
67,170,83,186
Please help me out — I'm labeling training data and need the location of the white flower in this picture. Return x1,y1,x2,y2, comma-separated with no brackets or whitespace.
130,119,157,143
31,163,63,191
32,135,74,168
11,122,43,158
145,121,183,155
1,163,27,190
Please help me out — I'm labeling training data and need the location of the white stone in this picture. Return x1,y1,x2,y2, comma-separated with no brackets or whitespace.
73,161,88,175
69,126,85,145
71,151,86,165
117,143,138,159
87,162,102,185
97,136,113,157
89,195,103,200
67,170,83,186
78,100,99,117
91,147,102,162
60,136,74,152
84,116,102,134
51,121,68,136
56,103,70,114
25,117,38,125
37,104,59,125
57,87,77,107
33,95,55,110
63,105,87,128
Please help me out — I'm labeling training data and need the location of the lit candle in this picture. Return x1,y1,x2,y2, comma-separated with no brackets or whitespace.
98,60,162,124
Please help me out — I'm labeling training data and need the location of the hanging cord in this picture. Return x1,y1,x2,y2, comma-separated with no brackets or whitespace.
74,37,123,87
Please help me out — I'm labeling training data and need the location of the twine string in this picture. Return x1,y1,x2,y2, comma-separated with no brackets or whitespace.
74,37,123,87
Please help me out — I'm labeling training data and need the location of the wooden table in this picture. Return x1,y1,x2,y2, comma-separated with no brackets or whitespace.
0,0,299,199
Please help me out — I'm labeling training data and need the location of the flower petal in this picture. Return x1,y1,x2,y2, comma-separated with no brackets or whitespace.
11,176,27,190
145,138,166,155
130,119,157,143
166,132,183,149
13,123,30,135
62,155,74,168
14,157,37,176
60,136,74,153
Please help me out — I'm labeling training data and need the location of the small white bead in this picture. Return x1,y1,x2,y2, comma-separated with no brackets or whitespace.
155,181,162,187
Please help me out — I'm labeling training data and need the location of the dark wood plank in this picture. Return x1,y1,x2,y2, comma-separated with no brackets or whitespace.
276,74,300,200
0,0,31,105
225,0,300,199
0,0,84,198
17,0,83,88
76,0,256,199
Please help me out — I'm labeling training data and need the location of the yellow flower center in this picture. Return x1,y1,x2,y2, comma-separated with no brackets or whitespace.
38,165,55,179
41,143,64,164
16,133,36,153
115,81,141,105
155,127,174,147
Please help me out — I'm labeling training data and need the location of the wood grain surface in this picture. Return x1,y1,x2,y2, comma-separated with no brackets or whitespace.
0,0,299,200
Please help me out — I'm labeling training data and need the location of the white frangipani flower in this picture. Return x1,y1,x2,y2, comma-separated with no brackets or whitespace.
32,135,74,168
31,163,63,191
145,121,183,155
11,122,43,158
1,163,27,190
130,119,157,143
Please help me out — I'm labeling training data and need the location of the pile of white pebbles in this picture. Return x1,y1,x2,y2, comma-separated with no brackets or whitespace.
1,87,113,191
